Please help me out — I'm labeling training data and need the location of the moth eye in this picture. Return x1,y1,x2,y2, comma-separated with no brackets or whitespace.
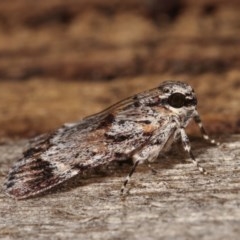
168,93,186,108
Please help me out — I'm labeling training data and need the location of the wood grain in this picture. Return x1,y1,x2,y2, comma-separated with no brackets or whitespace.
0,135,239,239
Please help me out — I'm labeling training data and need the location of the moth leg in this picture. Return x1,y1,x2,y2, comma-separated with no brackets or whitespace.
120,160,139,194
194,114,220,146
180,128,207,175
120,120,178,194
120,144,160,194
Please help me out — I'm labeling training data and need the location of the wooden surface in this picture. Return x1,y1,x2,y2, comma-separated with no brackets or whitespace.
0,134,239,239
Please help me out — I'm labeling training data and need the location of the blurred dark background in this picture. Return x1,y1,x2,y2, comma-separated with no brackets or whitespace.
0,0,239,138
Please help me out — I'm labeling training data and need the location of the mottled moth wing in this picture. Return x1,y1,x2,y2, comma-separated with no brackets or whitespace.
4,87,170,199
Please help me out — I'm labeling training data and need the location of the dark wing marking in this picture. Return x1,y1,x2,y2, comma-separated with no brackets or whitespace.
3,120,101,199
4,86,169,199
4,156,80,199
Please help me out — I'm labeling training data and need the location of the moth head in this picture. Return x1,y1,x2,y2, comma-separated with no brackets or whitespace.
159,81,198,117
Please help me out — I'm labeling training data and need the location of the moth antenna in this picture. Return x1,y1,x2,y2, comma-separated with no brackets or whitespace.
180,128,208,175
193,113,220,146
120,160,139,194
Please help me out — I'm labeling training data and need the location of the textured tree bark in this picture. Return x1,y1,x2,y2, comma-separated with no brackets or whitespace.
0,135,239,239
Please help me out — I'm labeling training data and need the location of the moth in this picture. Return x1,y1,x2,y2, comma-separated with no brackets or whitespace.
3,81,218,199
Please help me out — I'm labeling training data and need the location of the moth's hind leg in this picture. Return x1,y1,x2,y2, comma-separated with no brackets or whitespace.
120,145,160,194
120,159,140,194
180,128,207,175
193,114,220,146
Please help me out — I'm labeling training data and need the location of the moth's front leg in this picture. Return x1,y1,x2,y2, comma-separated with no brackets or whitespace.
179,127,207,174
193,113,220,146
